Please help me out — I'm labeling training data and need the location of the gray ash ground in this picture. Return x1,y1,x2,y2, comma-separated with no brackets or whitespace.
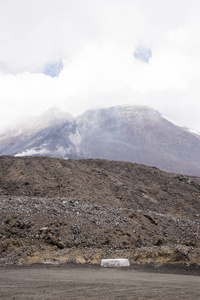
0,156,199,268
1,264,200,300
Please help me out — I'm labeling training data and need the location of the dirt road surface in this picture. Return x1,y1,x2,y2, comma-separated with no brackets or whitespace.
0,264,199,300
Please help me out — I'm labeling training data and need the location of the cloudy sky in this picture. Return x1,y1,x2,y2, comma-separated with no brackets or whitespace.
1,0,200,131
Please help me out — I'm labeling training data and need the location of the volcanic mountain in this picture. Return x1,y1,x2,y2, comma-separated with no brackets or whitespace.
1,105,200,176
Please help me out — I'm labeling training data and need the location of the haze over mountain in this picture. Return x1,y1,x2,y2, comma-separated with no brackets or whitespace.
1,105,200,176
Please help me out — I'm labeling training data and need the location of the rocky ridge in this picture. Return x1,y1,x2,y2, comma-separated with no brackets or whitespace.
0,156,199,266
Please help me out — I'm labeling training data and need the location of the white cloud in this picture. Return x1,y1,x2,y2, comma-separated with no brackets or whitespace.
0,0,200,131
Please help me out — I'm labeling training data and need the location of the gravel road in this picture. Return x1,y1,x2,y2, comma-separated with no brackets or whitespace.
0,264,199,300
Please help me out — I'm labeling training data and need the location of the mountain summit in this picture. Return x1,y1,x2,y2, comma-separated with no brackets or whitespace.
1,105,200,176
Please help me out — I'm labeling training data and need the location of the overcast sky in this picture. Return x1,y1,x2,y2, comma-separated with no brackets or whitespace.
1,0,200,132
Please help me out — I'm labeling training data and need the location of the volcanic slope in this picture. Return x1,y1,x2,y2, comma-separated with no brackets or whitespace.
1,105,200,176
0,156,199,266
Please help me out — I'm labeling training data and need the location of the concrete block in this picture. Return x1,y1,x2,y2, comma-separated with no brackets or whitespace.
101,258,130,267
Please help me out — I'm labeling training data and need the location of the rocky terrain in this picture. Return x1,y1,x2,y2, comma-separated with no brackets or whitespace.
1,105,200,176
0,156,199,267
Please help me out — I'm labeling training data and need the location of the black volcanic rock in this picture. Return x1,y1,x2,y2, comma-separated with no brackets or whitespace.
0,156,199,266
1,105,200,176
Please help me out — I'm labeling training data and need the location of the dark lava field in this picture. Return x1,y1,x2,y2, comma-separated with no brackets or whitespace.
0,156,199,267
